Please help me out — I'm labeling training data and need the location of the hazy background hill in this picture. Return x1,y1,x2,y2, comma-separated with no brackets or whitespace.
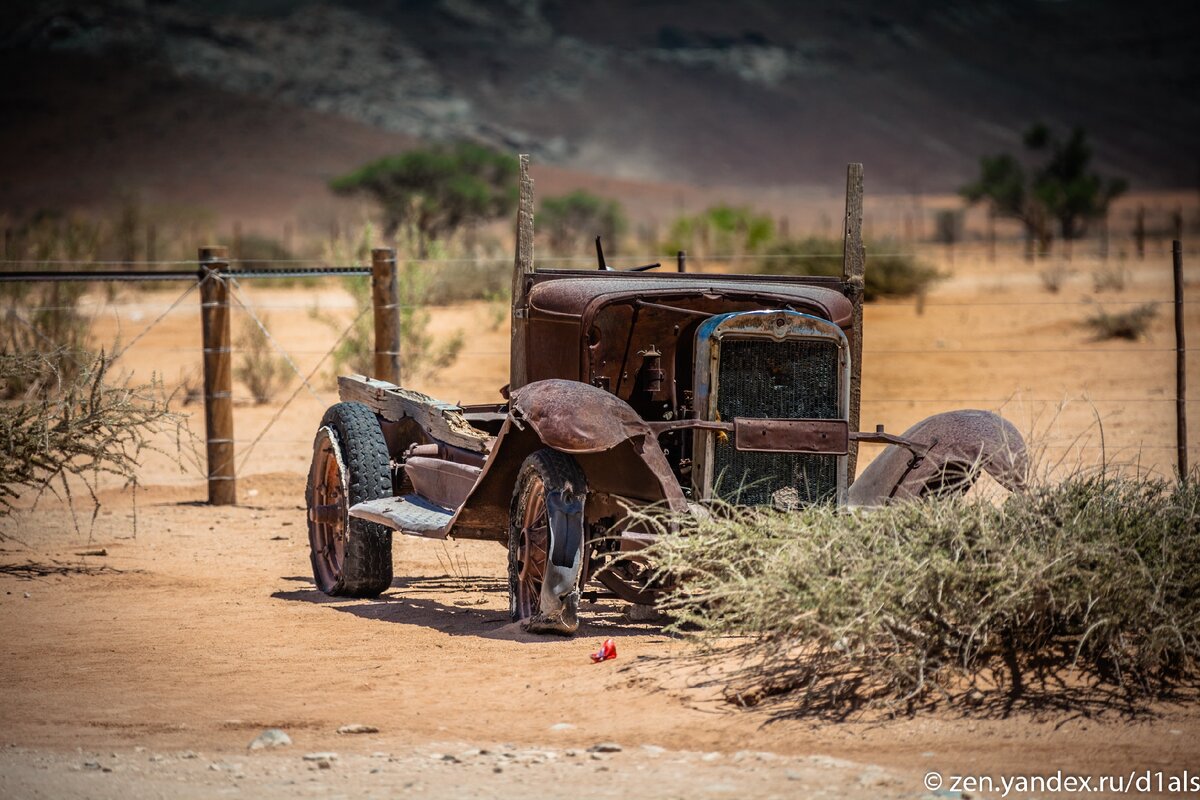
1,0,1197,226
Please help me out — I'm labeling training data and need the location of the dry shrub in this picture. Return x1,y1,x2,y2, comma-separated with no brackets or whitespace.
642,472,1200,715
318,266,463,384
0,349,184,528
1038,263,1073,293
423,258,509,305
1,283,91,397
315,225,463,383
234,314,291,404
1084,303,1157,340
1092,263,1129,292
176,368,203,407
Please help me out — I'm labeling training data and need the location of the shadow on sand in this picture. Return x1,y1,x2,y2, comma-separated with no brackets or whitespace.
272,574,670,643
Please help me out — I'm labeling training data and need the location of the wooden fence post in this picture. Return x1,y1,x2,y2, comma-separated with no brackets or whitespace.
1135,205,1146,260
199,246,236,505
1174,240,1188,478
842,163,866,483
371,247,401,385
146,223,158,264
510,154,534,392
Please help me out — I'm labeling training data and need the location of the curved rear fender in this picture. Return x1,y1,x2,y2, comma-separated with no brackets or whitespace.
448,380,687,541
849,410,1028,507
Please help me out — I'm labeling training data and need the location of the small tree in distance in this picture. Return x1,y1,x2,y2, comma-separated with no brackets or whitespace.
961,124,1127,259
540,191,627,255
330,143,518,257
1027,125,1128,252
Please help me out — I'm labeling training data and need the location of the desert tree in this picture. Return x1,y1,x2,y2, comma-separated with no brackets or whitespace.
962,125,1127,260
330,143,518,257
1026,125,1128,256
960,152,1049,260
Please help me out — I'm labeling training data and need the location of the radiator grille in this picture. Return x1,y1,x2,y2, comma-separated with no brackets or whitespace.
712,337,840,506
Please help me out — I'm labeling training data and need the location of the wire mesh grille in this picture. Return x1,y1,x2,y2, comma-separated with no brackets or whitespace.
712,337,840,506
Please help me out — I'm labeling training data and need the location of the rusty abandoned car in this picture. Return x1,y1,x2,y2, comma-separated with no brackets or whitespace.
305,158,1027,635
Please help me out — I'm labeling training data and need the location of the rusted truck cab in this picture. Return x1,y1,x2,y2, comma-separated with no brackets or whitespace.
518,271,855,506
306,158,1027,635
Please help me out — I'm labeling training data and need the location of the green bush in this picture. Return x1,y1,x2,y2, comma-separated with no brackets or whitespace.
540,190,627,255
663,205,775,257
755,237,941,301
643,473,1200,714
422,259,510,305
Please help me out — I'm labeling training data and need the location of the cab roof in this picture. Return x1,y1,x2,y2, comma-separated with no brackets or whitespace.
527,270,854,327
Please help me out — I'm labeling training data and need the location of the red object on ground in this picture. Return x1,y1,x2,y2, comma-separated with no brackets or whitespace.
590,638,617,663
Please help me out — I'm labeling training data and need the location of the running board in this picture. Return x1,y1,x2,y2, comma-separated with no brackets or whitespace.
349,495,453,539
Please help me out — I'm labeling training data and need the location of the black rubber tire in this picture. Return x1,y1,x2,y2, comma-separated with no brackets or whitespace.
307,401,393,597
507,448,588,624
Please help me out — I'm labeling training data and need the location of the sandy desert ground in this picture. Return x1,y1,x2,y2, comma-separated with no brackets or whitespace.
0,248,1197,798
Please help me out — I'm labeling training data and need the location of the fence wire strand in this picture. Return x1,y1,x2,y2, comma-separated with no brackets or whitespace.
5,249,1193,482
227,278,329,406
110,277,203,362
233,302,370,474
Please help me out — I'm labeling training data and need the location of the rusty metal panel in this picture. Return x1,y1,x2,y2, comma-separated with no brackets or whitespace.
527,276,854,326
733,418,849,454
403,456,481,510
510,378,651,454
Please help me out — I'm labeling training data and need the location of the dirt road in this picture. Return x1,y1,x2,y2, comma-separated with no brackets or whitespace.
1,470,1197,799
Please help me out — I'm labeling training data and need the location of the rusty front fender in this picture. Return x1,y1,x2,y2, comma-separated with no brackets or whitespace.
511,379,652,454
848,410,1028,507
448,380,688,540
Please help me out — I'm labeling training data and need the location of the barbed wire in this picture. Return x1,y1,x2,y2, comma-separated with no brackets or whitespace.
16,342,1195,359
3,249,1196,268
21,301,434,313
888,299,1200,307
18,292,1200,313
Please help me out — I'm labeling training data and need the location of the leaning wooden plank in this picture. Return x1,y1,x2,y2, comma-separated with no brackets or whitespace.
338,374,492,452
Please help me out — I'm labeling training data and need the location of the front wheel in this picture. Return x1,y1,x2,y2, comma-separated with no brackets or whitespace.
507,449,588,635
306,402,393,597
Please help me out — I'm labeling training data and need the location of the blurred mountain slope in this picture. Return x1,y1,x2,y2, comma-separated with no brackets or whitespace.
1,0,1196,210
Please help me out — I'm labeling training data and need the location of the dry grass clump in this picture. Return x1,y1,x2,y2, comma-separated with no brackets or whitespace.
0,349,183,528
234,315,291,404
1083,303,1157,340
318,267,463,384
1038,263,1073,293
643,473,1199,715
423,258,510,305
1092,263,1130,292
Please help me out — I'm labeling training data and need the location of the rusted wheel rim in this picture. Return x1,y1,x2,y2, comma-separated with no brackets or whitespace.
310,442,346,589
514,476,549,620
